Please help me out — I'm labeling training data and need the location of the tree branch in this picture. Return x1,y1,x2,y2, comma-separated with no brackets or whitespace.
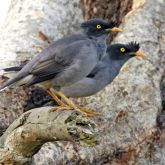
0,107,98,164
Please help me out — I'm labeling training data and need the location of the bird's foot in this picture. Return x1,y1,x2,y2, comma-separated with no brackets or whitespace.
49,105,101,117
77,106,102,117
49,105,73,112
47,89,66,107
48,88,101,117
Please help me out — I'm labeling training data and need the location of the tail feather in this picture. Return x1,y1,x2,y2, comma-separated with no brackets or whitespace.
3,66,23,72
0,73,28,92
1,60,28,72
0,61,29,92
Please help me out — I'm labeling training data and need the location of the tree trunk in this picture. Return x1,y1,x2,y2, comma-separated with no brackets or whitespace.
0,0,165,164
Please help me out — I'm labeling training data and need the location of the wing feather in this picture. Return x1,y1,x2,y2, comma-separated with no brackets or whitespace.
25,38,92,86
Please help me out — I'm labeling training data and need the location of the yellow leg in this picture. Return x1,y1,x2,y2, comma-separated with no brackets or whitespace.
47,87,70,112
47,89,66,107
47,89,74,112
49,105,74,112
50,88,101,117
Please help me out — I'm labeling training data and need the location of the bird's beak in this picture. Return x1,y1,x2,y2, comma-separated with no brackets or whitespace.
135,50,146,57
105,27,122,33
111,27,123,32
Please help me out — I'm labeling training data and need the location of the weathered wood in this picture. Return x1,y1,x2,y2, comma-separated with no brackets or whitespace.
0,107,98,164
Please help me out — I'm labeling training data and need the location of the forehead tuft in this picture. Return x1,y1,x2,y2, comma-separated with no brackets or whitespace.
126,42,140,51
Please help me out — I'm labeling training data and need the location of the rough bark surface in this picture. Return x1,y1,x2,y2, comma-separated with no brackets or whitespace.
82,0,133,26
0,107,97,164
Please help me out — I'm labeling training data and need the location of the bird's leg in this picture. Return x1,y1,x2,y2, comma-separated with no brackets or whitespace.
47,89,72,112
50,88,101,116
47,89,66,107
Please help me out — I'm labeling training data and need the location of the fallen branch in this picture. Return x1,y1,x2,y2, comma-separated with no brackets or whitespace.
0,107,98,164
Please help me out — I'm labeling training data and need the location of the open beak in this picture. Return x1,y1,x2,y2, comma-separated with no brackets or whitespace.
105,27,122,33
135,50,146,57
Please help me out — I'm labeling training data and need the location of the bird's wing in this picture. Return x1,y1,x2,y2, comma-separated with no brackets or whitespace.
29,34,88,74
25,38,94,86
0,34,88,91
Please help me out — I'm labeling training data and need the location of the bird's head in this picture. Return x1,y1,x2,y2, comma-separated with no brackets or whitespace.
107,42,145,61
81,18,122,37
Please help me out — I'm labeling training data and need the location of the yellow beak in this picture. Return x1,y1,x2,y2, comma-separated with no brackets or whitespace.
111,27,123,33
135,50,146,57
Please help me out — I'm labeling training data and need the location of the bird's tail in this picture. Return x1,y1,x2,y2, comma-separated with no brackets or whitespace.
3,66,23,72
0,61,29,92
2,60,27,72
0,72,28,92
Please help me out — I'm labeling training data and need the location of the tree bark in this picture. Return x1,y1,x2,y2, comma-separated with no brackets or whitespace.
82,0,133,25
0,107,98,164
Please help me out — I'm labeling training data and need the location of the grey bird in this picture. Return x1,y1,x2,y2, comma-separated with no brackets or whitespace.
60,42,145,98
0,18,122,115
2,42,145,114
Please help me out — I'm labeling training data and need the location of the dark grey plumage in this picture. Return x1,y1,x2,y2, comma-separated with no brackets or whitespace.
60,42,145,97
0,18,120,92
1,42,145,110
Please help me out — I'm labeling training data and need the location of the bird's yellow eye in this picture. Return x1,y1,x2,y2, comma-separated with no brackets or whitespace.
96,25,101,29
120,47,125,52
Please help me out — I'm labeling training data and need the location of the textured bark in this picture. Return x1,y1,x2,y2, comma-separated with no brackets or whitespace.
0,107,98,164
82,0,133,26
